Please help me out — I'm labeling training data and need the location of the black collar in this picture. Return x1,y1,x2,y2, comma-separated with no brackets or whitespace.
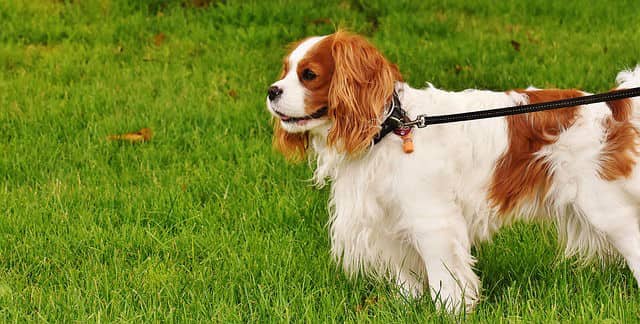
373,91,408,144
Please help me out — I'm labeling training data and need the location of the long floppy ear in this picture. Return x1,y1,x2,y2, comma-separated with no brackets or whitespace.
273,119,308,162
328,31,402,154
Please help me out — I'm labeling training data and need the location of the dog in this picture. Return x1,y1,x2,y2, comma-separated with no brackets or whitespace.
265,30,640,312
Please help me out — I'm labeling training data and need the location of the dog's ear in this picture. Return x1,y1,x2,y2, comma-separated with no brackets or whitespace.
273,119,308,162
327,31,402,154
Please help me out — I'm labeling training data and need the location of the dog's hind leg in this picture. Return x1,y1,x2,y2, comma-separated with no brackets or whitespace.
573,177,640,284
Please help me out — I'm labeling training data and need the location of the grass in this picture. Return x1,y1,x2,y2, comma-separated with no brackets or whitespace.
1,0,640,321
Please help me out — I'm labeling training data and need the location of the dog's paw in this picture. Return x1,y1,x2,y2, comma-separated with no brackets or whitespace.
396,278,424,300
430,278,479,313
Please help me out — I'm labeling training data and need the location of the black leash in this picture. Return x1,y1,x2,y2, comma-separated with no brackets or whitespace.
396,86,640,130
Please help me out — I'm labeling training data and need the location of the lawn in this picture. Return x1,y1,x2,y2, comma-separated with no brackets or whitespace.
1,0,640,322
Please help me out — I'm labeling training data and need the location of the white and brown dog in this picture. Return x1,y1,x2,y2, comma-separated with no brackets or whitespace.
266,31,640,312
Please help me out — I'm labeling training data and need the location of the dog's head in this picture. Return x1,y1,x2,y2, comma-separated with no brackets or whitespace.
266,31,402,160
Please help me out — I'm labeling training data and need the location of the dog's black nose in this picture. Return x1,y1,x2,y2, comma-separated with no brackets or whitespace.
268,86,283,101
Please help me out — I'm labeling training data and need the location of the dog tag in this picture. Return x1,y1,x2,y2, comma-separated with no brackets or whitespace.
401,133,414,154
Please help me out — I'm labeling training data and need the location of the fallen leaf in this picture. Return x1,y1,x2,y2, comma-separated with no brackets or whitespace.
153,32,166,46
189,0,213,8
107,128,153,143
510,40,521,52
310,18,332,25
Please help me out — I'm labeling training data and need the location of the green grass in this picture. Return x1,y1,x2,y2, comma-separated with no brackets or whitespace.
1,0,640,321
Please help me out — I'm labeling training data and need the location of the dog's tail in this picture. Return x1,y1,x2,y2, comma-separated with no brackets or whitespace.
610,66,640,121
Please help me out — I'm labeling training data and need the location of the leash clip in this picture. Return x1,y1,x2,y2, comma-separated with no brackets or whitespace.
401,115,428,128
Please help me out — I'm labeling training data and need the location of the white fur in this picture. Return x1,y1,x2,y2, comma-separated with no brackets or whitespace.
269,45,640,312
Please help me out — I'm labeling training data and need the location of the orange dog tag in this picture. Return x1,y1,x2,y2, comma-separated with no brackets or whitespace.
401,133,414,153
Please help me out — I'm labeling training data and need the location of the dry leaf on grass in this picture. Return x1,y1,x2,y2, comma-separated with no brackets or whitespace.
310,18,332,25
189,0,213,8
510,40,521,52
153,32,166,46
107,128,153,143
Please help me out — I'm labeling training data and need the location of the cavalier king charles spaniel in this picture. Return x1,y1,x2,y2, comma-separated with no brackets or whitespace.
266,30,640,312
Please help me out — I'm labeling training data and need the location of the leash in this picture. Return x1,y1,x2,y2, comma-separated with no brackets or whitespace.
398,87,640,129
376,86,640,153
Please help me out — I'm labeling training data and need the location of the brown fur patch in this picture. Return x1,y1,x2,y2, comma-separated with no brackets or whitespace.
489,89,584,214
606,96,633,122
599,95,638,180
298,35,335,115
273,120,308,162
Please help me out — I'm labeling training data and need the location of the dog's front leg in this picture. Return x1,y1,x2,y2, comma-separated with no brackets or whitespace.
404,202,480,313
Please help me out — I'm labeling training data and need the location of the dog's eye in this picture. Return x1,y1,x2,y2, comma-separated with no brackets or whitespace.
301,69,317,81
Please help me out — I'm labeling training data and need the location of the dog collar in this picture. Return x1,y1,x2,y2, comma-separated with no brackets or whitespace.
373,91,414,153
373,91,409,142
